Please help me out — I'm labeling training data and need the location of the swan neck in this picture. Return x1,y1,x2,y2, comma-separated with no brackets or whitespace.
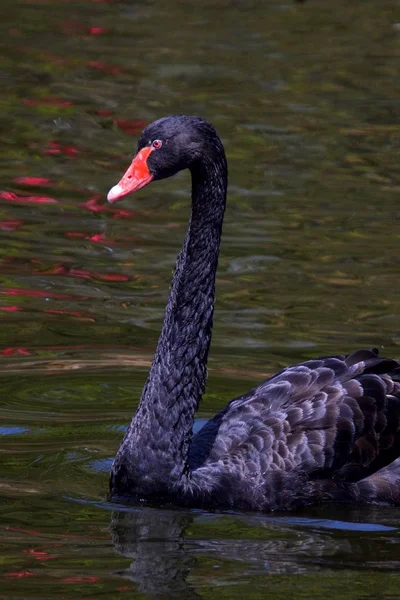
111,148,227,497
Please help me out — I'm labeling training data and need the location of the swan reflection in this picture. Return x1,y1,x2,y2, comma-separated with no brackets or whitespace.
109,505,399,594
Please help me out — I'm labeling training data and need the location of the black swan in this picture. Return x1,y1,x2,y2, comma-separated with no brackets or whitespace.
107,115,400,510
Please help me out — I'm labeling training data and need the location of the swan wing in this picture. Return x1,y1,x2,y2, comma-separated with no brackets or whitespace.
189,349,400,484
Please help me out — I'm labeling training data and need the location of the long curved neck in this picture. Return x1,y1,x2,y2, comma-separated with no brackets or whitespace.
112,148,227,496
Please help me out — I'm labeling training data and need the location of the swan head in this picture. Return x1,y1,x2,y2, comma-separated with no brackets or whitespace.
107,115,220,203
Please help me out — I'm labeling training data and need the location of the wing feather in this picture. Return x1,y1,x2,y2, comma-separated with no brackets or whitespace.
189,349,400,495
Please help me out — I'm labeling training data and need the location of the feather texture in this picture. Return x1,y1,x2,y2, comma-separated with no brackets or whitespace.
186,349,400,509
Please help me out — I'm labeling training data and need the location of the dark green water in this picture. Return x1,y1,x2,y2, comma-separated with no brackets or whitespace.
1,0,400,597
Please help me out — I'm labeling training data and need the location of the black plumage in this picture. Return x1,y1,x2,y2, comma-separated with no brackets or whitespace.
108,116,400,510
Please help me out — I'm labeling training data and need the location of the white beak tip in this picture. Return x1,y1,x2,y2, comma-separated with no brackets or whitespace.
107,185,123,203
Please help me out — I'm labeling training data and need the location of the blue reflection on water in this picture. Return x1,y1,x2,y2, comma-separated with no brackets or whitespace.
263,515,397,532
0,426,29,435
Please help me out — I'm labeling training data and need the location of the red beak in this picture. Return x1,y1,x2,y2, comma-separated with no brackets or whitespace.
107,147,154,203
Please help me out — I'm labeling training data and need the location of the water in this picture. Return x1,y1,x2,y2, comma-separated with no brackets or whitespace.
1,0,400,597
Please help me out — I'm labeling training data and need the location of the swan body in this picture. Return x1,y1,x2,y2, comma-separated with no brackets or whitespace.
108,115,400,510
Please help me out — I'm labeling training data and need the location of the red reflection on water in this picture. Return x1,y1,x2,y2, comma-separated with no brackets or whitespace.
66,232,116,244
3,571,34,579
95,109,114,117
78,195,135,219
23,548,56,561
112,208,135,219
23,97,73,108
88,26,106,35
61,18,107,36
13,177,51,186
0,219,23,231
79,196,105,213
96,272,129,281
5,526,42,536
1,287,72,299
44,141,79,157
78,195,136,218
114,118,147,135
63,576,99,584
89,233,109,242
0,191,58,204
0,302,94,321
87,60,122,74
35,263,130,282
65,232,87,238
0,348,31,356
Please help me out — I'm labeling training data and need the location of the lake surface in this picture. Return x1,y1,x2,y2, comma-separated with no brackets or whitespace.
1,0,400,597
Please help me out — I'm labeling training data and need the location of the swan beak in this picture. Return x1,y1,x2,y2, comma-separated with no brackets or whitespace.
107,147,154,203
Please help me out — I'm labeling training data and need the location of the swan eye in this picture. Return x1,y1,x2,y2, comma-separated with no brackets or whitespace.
152,139,163,149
